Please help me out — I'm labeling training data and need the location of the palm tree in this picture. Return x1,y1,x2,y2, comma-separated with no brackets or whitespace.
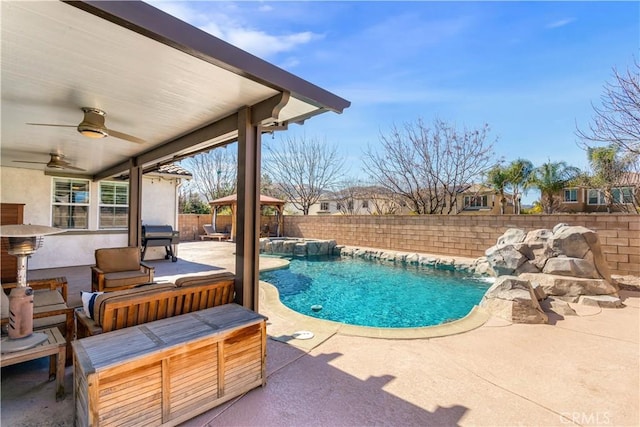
529,161,581,214
506,158,534,214
486,165,510,214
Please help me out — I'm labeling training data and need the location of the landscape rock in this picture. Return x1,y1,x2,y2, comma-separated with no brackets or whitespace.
518,273,618,297
540,297,577,316
480,276,548,324
531,282,546,301
485,244,529,276
578,295,625,308
542,257,600,279
497,228,527,246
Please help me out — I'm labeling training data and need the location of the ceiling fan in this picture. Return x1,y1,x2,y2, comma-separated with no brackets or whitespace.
13,153,86,171
27,107,145,144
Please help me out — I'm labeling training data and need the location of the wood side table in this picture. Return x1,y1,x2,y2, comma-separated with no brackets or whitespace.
1,327,66,401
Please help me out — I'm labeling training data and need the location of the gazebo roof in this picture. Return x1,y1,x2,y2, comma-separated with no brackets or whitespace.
209,194,285,207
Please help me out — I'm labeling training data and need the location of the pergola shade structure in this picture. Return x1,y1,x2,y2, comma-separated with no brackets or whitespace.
209,194,285,241
0,1,350,311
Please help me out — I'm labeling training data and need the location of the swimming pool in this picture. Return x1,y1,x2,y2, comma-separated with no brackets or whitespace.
260,256,491,328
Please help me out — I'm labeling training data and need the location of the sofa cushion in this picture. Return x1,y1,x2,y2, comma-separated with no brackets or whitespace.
174,272,235,288
33,289,66,308
80,291,103,319
1,290,8,319
95,247,141,273
93,283,176,326
103,271,151,289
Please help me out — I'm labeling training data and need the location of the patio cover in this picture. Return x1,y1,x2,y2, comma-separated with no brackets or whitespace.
209,194,285,241
0,1,350,311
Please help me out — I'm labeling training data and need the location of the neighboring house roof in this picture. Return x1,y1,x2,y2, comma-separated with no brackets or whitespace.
155,163,193,178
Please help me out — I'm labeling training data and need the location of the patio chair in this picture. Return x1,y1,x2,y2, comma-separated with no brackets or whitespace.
91,246,155,292
200,224,230,241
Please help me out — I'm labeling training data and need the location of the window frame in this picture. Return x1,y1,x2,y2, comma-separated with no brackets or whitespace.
463,194,488,209
563,188,578,203
51,178,91,230
99,181,130,229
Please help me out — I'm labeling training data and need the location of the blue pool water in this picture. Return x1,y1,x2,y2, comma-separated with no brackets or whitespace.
260,256,491,328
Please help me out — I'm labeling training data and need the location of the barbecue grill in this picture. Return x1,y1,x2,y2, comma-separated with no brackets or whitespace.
141,225,179,262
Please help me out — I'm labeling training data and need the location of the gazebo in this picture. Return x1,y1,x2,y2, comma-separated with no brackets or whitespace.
209,194,285,241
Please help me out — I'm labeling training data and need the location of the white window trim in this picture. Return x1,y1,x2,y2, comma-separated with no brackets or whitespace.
563,188,578,203
51,177,91,230
99,181,129,230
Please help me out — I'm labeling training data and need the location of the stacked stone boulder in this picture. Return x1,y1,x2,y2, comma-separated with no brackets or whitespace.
480,223,623,324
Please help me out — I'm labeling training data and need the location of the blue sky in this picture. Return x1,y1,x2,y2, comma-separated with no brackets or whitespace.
150,1,638,202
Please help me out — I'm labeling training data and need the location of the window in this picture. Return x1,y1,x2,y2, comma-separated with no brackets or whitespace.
464,195,488,208
588,187,634,205
347,201,354,210
564,188,578,203
361,200,369,209
613,187,634,204
52,178,90,229
336,202,343,211
587,189,604,205
99,182,129,229
320,202,329,211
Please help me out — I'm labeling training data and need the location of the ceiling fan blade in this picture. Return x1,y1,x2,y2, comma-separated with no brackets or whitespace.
58,164,86,172
26,123,76,128
108,129,146,144
12,160,48,164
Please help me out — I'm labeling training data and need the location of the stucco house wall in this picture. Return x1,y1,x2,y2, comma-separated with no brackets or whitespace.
0,166,183,269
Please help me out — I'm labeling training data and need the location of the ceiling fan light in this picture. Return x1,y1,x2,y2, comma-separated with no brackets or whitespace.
78,124,108,139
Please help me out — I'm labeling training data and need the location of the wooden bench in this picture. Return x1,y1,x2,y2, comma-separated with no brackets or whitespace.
75,273,235,338
73,304,267,426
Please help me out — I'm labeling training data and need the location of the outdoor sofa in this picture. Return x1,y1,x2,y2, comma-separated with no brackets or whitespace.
76,272,235,338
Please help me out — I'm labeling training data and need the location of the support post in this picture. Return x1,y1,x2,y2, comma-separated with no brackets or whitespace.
234,108,261,311
128,163,143,248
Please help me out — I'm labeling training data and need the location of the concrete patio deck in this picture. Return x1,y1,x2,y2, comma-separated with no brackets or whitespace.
1,241,638,426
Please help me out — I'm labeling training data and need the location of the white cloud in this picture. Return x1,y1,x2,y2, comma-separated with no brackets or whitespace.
546,18,576,29
229,30,318,58
146,1,320,59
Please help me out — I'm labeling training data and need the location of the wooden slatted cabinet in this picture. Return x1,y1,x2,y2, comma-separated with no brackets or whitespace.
0,203,24,282
72,304,267,427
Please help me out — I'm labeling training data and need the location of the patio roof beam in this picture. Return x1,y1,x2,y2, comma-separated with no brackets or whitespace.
93,91,290,181
92,112,239,181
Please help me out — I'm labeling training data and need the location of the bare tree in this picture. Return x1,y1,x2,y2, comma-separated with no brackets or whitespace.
331,180,372,215
363,118,496,214
181,145,237,202
263,135,345,215
577,58,640,155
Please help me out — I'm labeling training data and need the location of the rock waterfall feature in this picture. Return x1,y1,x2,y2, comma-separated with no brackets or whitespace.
479,223,623,324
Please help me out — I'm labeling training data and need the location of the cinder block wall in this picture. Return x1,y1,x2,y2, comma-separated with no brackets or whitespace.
283,214,640,276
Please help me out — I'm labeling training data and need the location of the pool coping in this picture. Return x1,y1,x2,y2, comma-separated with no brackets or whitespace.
259,258,491,340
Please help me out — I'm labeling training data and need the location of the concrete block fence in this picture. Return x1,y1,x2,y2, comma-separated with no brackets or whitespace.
281,214,639,277
178,213,639,276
